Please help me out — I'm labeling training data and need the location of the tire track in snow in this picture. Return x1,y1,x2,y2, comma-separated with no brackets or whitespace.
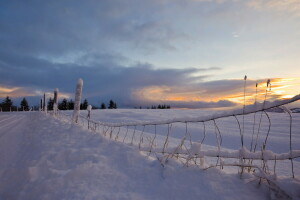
0,115,26,139
0,115,18,125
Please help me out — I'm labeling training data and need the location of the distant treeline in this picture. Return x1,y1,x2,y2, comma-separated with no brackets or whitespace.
0,96,119,111
0,96,30,111
135,105,171,109
1,96,171,111
48,98,118,110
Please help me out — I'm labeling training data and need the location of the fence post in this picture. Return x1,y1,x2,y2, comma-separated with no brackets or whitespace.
43,93,46,112
53,88,59,115
87,105,92,129
44,93,48,113
72,78,83,123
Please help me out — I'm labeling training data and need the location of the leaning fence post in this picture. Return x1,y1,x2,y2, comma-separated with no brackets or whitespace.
72,78,83,123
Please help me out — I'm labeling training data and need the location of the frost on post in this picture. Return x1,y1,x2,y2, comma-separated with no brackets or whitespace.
44,93,47,113
53,88,59,114
72,79,83,123
87,105,92,119
43,93,46,111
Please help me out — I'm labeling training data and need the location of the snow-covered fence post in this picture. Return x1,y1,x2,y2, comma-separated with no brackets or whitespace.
43,93,46,112
40,99,43,111
72,78,83,123
87,105,92,129
44,93,48,113
53,88,59,115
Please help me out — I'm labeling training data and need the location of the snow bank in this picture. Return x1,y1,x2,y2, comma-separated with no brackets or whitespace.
0,112,283,199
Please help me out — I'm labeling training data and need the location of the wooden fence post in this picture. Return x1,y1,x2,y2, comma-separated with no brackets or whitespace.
72,79,83,123
53,88,59,114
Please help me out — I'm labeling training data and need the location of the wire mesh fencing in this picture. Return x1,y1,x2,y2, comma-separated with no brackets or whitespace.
48,94,300,199
50,95,299,173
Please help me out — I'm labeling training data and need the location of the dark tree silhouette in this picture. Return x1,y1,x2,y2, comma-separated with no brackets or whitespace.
100,103,106,109
108,100,117,109
59,98,69,110
1,96,13,112
47,98,54,110
20,97,29,111
80,99,88,110
68,99,74,110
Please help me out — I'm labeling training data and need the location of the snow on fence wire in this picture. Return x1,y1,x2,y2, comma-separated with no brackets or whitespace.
52,95,300,174
71,96,300,199
47,78,300,199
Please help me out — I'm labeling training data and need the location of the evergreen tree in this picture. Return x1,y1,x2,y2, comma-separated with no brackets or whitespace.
2,96,13,112
20,97,29,111
59,98,68,110
108,100,115,109
68,99,74,110
47,98,54,111
81,99,88,110
100,103,106,109
158,105,161,109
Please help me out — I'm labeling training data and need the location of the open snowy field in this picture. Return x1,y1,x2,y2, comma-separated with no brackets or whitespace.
0,110,299,199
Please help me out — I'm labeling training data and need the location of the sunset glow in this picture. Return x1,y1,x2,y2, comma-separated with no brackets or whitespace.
134,77,300,107
0,0,299,108
0,86,20,94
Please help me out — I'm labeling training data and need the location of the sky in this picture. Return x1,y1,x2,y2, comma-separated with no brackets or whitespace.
0,0,300,108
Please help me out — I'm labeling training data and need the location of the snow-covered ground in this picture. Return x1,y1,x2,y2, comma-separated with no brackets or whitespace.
0,110,299,199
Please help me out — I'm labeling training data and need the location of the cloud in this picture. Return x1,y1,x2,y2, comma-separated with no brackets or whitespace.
247,0,300,16
0,50,219,107
1,0,299,108
0,85,34,98
0,0,187,59
1,48,297,108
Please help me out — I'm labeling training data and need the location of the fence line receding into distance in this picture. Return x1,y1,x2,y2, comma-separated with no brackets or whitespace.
47,78,300,199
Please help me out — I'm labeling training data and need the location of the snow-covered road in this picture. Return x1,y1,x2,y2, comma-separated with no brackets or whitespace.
0,112,298,199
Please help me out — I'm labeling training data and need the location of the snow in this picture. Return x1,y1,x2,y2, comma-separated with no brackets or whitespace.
0,110,300,199
87,105,92,112
73,94,300,127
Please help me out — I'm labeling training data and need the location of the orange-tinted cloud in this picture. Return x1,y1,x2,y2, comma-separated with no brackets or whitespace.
0,84,71,100
0,85,35,98
133,77,300,107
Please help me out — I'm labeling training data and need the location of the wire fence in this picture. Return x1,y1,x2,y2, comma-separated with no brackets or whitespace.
49,94,300,199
